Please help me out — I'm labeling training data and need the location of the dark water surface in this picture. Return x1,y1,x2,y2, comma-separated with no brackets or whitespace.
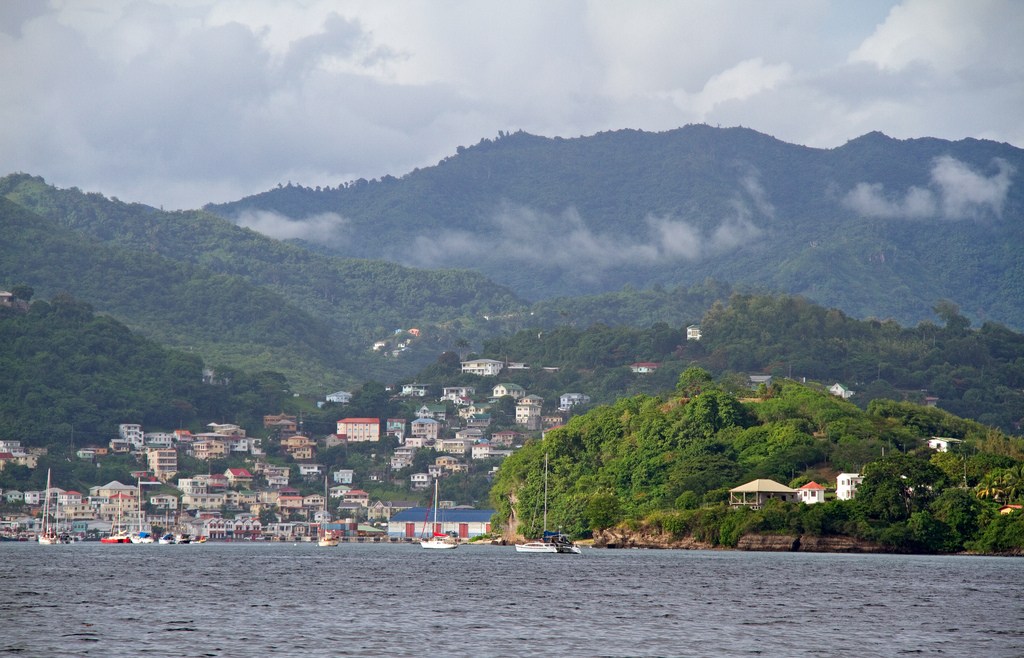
1,542,1022,657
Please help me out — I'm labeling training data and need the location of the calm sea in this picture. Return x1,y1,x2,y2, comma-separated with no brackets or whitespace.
1,542,1021,657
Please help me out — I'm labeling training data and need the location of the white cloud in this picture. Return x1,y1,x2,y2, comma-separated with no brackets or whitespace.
234,209,349,245
843,156,1015,219
0,1,1021,210
931,155,1014,218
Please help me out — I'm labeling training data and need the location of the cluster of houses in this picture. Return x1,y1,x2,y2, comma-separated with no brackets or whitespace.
728,474,864,509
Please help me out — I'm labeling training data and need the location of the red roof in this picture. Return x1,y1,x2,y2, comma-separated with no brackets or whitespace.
226,468,253,477
346,490,368,496
338,418,380,424
630,362,663,368
0,452,13,459
798,482,826,490
63,491,81,496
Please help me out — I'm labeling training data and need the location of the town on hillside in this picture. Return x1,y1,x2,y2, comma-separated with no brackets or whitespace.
0,358,604,542
0,354,892,542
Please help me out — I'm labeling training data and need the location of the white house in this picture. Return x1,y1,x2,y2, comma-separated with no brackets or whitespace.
461,359,504,376
559,393,591,410
118,424,145,449
333,469,354,484
410,473,431,489
442,386,475,401
836,473,863,501
829,383,855,399
927,437,963,452
492,383,525,399
144,432,175,448
325,391,352,404
797,481,826,505
298,464,324,477
686,325,702,340
749,375,773,389
629,362,662,374
401,384,430,397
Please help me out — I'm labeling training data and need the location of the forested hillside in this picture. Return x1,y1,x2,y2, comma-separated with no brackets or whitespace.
0,295,293,448
207,126,1024,329
491,377,1024,553
0,175,535,386
412,293,1024,433
0,197,352,389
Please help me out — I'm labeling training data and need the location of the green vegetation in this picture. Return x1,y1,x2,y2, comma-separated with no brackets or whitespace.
0,174,531,388
0,293,293,449
206,126,1024,330
490,375,1024,553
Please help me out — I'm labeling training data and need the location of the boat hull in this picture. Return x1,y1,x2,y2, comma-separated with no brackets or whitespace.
420,538,459,549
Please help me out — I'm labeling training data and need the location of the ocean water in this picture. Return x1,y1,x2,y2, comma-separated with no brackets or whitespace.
1,542,1022,657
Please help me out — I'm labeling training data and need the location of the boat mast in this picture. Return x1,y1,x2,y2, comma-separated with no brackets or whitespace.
543,453,548,535
42,468,51,538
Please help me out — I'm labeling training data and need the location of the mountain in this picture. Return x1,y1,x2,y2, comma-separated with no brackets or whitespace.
206,126,1024,329
0,175,534,388
0,196,354,389
0,293,292,447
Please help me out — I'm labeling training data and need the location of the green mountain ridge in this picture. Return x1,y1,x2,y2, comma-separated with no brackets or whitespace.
0,196,351,389
206,125,1024,329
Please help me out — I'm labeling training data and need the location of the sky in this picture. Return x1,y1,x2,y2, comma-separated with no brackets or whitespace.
1,0,1022,210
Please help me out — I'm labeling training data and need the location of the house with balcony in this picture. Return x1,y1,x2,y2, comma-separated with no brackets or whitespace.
461,359,504,376
336,418,380,443
559,393,591,410
411,418,440,441
836,473,863,500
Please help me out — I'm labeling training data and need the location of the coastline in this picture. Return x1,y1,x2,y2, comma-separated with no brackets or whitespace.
589,528,1024,556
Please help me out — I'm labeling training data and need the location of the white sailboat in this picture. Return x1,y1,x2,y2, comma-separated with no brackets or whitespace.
420,480,458,549
37,469,69,544
515,453,580,554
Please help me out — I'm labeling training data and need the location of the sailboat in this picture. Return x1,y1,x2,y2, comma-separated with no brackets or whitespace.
129,477,154,543
318,475,339,547
420,480,458,549
101,493,132,543
37,469,69,544
515,453,580,554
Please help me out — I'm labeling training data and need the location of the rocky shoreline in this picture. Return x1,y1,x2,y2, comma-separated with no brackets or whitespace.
592,528,892,553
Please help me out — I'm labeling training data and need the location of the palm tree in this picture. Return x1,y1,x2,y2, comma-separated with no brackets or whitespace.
999,464,1024,503
975,470,1006,502
454,338,470,360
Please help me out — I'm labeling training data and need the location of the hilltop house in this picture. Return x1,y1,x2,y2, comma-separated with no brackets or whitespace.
686,325,702,340
629,363,662,374
927,437,963,452
829,383,855,399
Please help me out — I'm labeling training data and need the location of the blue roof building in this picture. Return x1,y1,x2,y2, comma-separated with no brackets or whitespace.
387,507,495,539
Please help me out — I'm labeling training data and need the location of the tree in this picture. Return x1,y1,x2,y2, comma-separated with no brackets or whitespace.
10,285,33,301
677,367,713,397
857,453,947,523
586,493,621,531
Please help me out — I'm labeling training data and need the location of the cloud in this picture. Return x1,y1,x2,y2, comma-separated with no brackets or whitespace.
234,210,349,245
843,156,1015,219
401,181,765,283
0,2,1022,210
930,155,1015,218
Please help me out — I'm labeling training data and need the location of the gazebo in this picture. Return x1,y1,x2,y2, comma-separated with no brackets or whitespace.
729,479,798,509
